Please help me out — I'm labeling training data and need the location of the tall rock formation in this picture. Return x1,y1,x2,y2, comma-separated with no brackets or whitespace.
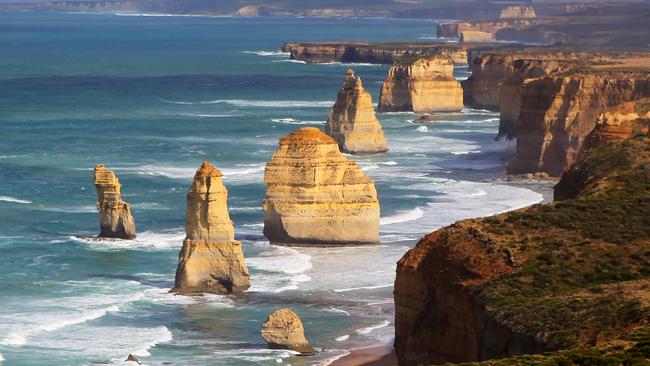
460,30,493,43
325,69,388,154
378,56,463,113
263,127,379,245
507,71,650,176
395,137,650,365
261,308,316,355
173,161,250,294
94,164,136,239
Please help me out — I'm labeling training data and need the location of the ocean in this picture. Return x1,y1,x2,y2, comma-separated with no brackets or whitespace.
0,11,545,366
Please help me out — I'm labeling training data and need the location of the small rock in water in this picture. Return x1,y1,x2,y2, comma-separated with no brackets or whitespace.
416,126,428,132
125,354,141,364
261,308,316,355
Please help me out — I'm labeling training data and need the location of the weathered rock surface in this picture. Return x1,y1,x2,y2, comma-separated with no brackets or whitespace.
378,56,463,113
325,69,388,154
261,308,316,355
460,30,493,43
263,127,379,245
173,161,250,294
508,70,650,176
584,98,650,151
281,42,470,66
395,137,650,365
499,5,536,19
436,19,548,39
94,164,136,239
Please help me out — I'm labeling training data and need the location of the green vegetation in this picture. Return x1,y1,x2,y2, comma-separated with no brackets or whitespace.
473,138,650,352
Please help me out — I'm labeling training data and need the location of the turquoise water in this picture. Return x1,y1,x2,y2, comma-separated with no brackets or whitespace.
0,11,544,366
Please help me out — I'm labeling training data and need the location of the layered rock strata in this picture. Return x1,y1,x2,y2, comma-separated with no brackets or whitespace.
94,164,136,239
325,69,388,154
583,98,650,151
378,56,463,113
263,127,379,245
395,137,650,365
460,30,493,43
507,70,650,176
261,308,315,355
173,161,250,294
281,42,470,66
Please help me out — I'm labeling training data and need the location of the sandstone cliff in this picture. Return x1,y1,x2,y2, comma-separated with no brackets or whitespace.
281,42,470,66
460,30,493,43
261,308,315,355
395,137,650,365
263,127,379,245
173,161,250,294
94,164,136,239
378,56,463,113
508,70,650,176
325,69,388,154
499,5,536,19
583,98,650,151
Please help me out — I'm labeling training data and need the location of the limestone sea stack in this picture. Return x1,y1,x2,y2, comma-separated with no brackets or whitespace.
499,5,536,19
378,56,463,113
325,69,388,154
94,164,136,239
173,161,250,294
261,308,316,355
263,127,380,245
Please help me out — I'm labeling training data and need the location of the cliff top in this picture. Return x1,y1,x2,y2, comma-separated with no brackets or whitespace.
401,137,650,357
393,55,454,67
278,127,337,146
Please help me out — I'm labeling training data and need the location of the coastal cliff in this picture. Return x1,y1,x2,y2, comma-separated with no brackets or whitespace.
281,42,470,66
395,136,650,365
499,5,536,19
173,161,250,294
507,70,650,176
263,127,379,245
583,98,650,151
94,164,136,239
325,69,388,154
378,56,463,113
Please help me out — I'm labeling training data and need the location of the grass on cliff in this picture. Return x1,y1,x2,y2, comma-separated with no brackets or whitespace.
475,138,650,350
454,326,650,366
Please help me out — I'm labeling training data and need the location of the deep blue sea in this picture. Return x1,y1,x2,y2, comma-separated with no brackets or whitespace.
0,11,545,366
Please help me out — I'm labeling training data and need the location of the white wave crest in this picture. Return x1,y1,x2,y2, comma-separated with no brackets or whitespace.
333,284,393,293
69,230,185,251
0,196,31,204
355,320,391,335
416,126,428,132
243,50,290,57
270,118,325,125
161,98,333,108
380,207,424,226
335,335,350,341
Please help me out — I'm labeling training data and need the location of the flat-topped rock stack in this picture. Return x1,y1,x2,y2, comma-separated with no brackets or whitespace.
499,5,536,19
378,56,463,113
94,164,136,240
173,161,250,294
263,127,380,245
325,69,388,154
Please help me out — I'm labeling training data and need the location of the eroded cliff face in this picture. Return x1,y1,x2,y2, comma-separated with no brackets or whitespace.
508,72,650,176
173,161,250,294
94,164,136,239
395,137,650,365
263,127,379,245
378,56,463,113
583,98,650,151
460,30,493,43
325,69,388,154
282,42,470,66
499,5,536,19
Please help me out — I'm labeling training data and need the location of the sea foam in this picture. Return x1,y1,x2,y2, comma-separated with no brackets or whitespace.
0,196,31,204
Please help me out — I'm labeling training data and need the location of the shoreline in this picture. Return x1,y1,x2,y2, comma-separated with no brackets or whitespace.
329,344,397,366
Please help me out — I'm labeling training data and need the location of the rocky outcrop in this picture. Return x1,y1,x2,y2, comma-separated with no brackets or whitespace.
583,98,650,151
395,137,650,365
94,164,136,240
499,5,536,19
263,127,379,245
173,161,250,294
325,69,388,154
460,30,493,43
436,19,547,39
507,71,650,176
281,42,470,66
378,56,463,113
261,308,316,355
